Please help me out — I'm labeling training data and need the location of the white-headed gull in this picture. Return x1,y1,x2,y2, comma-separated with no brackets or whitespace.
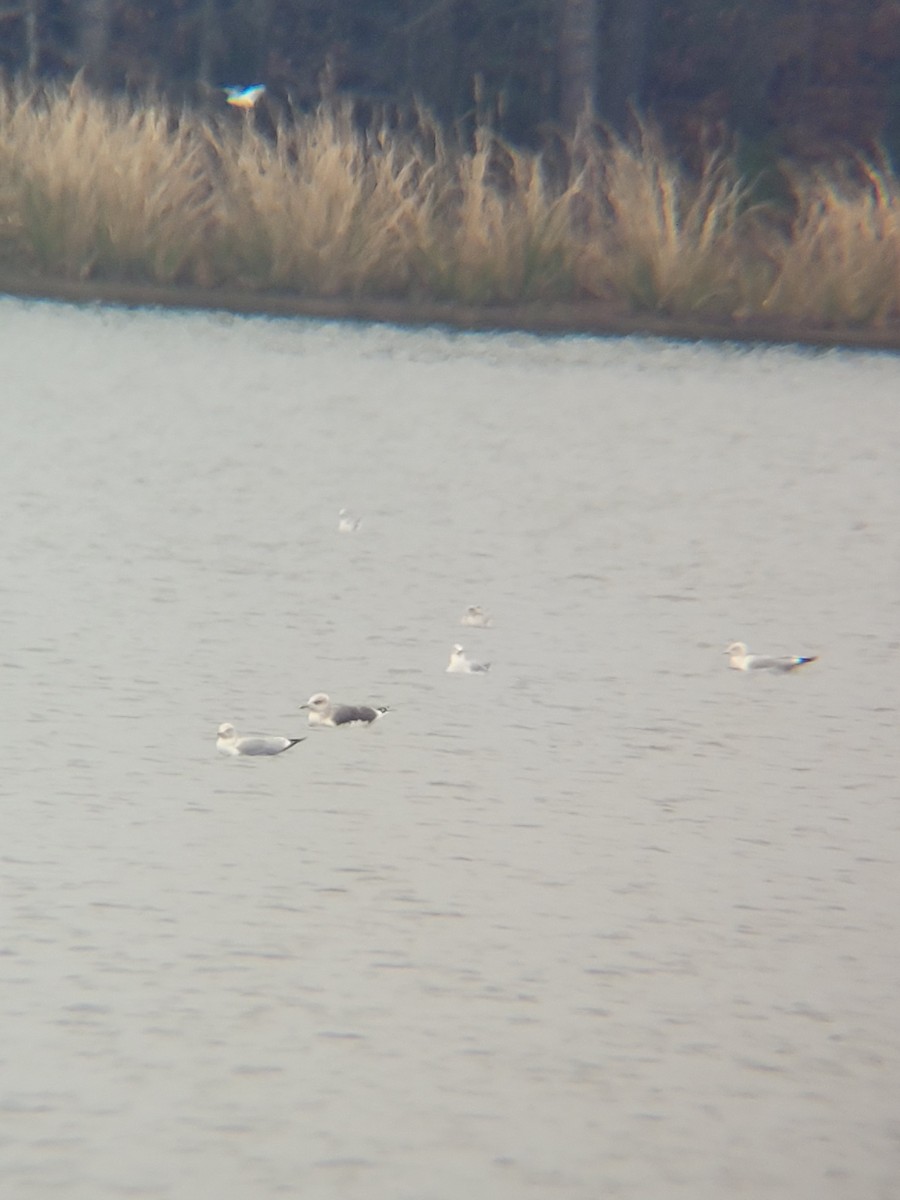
446,644,491,674
217,723,305,756
726,642,818,673
338,508,361,533
461,605,492,627
300,693,389,727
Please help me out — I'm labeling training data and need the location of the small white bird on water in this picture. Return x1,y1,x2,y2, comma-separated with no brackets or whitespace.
300,693,389,727
726,642,818,673
461,605,492,628
217,723,305,756
446,644,491,674
338,508,361,533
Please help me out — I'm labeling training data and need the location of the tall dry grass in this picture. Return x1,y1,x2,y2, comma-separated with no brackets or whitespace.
415,129,579,303
569,124,759,315
0,78,219,282
211,107,432,294
760,164,900,324
212,117,578,302
0,78,897,329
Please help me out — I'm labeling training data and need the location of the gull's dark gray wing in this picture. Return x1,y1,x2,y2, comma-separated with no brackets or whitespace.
333,705,376,726
236,735,304,755
749,655,814,672
332,705,388,726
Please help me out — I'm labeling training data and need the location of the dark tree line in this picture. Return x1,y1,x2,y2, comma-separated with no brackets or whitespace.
1,0,899,163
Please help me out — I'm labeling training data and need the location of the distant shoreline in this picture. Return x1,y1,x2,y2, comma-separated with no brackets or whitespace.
3,275,900,355
3,87,898,345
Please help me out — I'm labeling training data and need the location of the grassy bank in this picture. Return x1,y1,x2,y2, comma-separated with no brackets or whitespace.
0,79,899,339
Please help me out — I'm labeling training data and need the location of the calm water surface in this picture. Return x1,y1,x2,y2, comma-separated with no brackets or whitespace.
1,297,898,1200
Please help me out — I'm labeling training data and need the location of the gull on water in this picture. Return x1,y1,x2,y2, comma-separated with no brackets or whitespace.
338,508,361,533
300,693,389,727
726,642,818,673
223,84,266,109
446,644,491,674
217,723,305,756
461,605,492,628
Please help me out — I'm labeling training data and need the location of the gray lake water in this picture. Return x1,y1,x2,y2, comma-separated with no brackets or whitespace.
1,296,899,1200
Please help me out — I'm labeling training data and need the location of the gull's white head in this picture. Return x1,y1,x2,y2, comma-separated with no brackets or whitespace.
300,693,331,711
217,723,237,738
452,644,464,655
726,642,748,657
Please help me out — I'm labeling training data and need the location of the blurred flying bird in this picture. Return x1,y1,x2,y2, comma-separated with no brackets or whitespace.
223,85,266,109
